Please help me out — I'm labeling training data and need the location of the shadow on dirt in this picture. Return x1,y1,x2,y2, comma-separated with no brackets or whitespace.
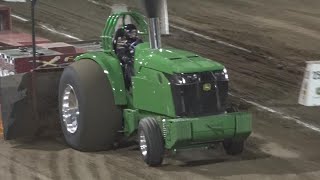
164,135,270,167
156,135,320,178
9,134,69,151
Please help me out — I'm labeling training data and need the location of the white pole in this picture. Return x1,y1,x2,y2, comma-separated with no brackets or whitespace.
159,0,169,35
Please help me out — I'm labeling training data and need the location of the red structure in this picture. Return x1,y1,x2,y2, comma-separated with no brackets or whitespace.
0,5,100,76
0,32,50,47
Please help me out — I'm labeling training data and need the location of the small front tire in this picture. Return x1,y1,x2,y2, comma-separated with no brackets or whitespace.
138,117,164,166
224,104,245,155
223,139,244,155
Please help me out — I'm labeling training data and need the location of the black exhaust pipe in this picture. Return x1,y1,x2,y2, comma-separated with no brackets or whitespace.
143,0,161,18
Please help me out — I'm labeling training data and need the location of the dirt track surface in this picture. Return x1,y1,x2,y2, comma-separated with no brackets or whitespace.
1,0,320,179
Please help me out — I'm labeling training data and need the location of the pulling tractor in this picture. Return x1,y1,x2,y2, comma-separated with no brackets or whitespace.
0,1,252,166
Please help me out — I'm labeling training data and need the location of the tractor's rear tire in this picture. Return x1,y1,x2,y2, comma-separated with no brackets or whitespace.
223,139,244,155
59,60,122,151
138,117,164,166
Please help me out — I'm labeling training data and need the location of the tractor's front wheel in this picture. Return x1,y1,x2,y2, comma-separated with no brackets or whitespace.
223,104,245,155
138,117,164,166
223,139,244,155
59,60,122,151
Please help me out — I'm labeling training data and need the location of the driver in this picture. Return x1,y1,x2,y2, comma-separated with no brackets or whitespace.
118,24,143,60
125,24,143,48
116,24,143,89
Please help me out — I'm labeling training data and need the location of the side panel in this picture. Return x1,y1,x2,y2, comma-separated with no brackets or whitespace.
164,112,251,149
75,52,127,105
192,115,236,141
132,67,176,117
123,109,139,136
235,113,252,139
14,54,79,74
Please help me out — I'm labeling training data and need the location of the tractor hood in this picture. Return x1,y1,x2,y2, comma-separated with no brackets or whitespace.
134,43,224,74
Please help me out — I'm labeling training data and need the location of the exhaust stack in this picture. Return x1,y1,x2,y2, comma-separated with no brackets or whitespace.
148,18,161,49
143,0,162,49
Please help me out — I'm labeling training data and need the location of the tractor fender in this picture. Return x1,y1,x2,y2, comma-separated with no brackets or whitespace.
75,52,127,105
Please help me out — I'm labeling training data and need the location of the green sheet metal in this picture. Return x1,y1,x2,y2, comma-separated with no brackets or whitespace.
164,112,252,149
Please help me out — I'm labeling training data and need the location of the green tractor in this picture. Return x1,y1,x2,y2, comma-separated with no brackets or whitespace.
1,1,252,166
58,11,252,166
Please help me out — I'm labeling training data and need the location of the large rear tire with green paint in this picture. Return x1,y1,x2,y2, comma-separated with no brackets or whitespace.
138,117,164,166
59,60,122,151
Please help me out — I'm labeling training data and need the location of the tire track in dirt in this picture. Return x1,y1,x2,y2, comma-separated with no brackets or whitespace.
0,143,51,180
48,152,60,180
67,150,80,180
54,150,74,180
9,149,17,180
85,154,101,180
29,149,41,180
93,154,113,179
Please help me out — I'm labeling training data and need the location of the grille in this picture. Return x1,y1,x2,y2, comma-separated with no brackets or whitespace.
167,71,228,117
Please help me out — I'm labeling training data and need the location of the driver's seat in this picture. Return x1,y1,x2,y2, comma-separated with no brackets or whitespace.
113,27,125,56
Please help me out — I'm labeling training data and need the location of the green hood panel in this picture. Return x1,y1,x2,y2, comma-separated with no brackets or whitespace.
134,43,224,74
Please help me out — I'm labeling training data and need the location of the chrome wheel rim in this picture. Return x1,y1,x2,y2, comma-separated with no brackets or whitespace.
62,84,79,134
139,131,148,157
